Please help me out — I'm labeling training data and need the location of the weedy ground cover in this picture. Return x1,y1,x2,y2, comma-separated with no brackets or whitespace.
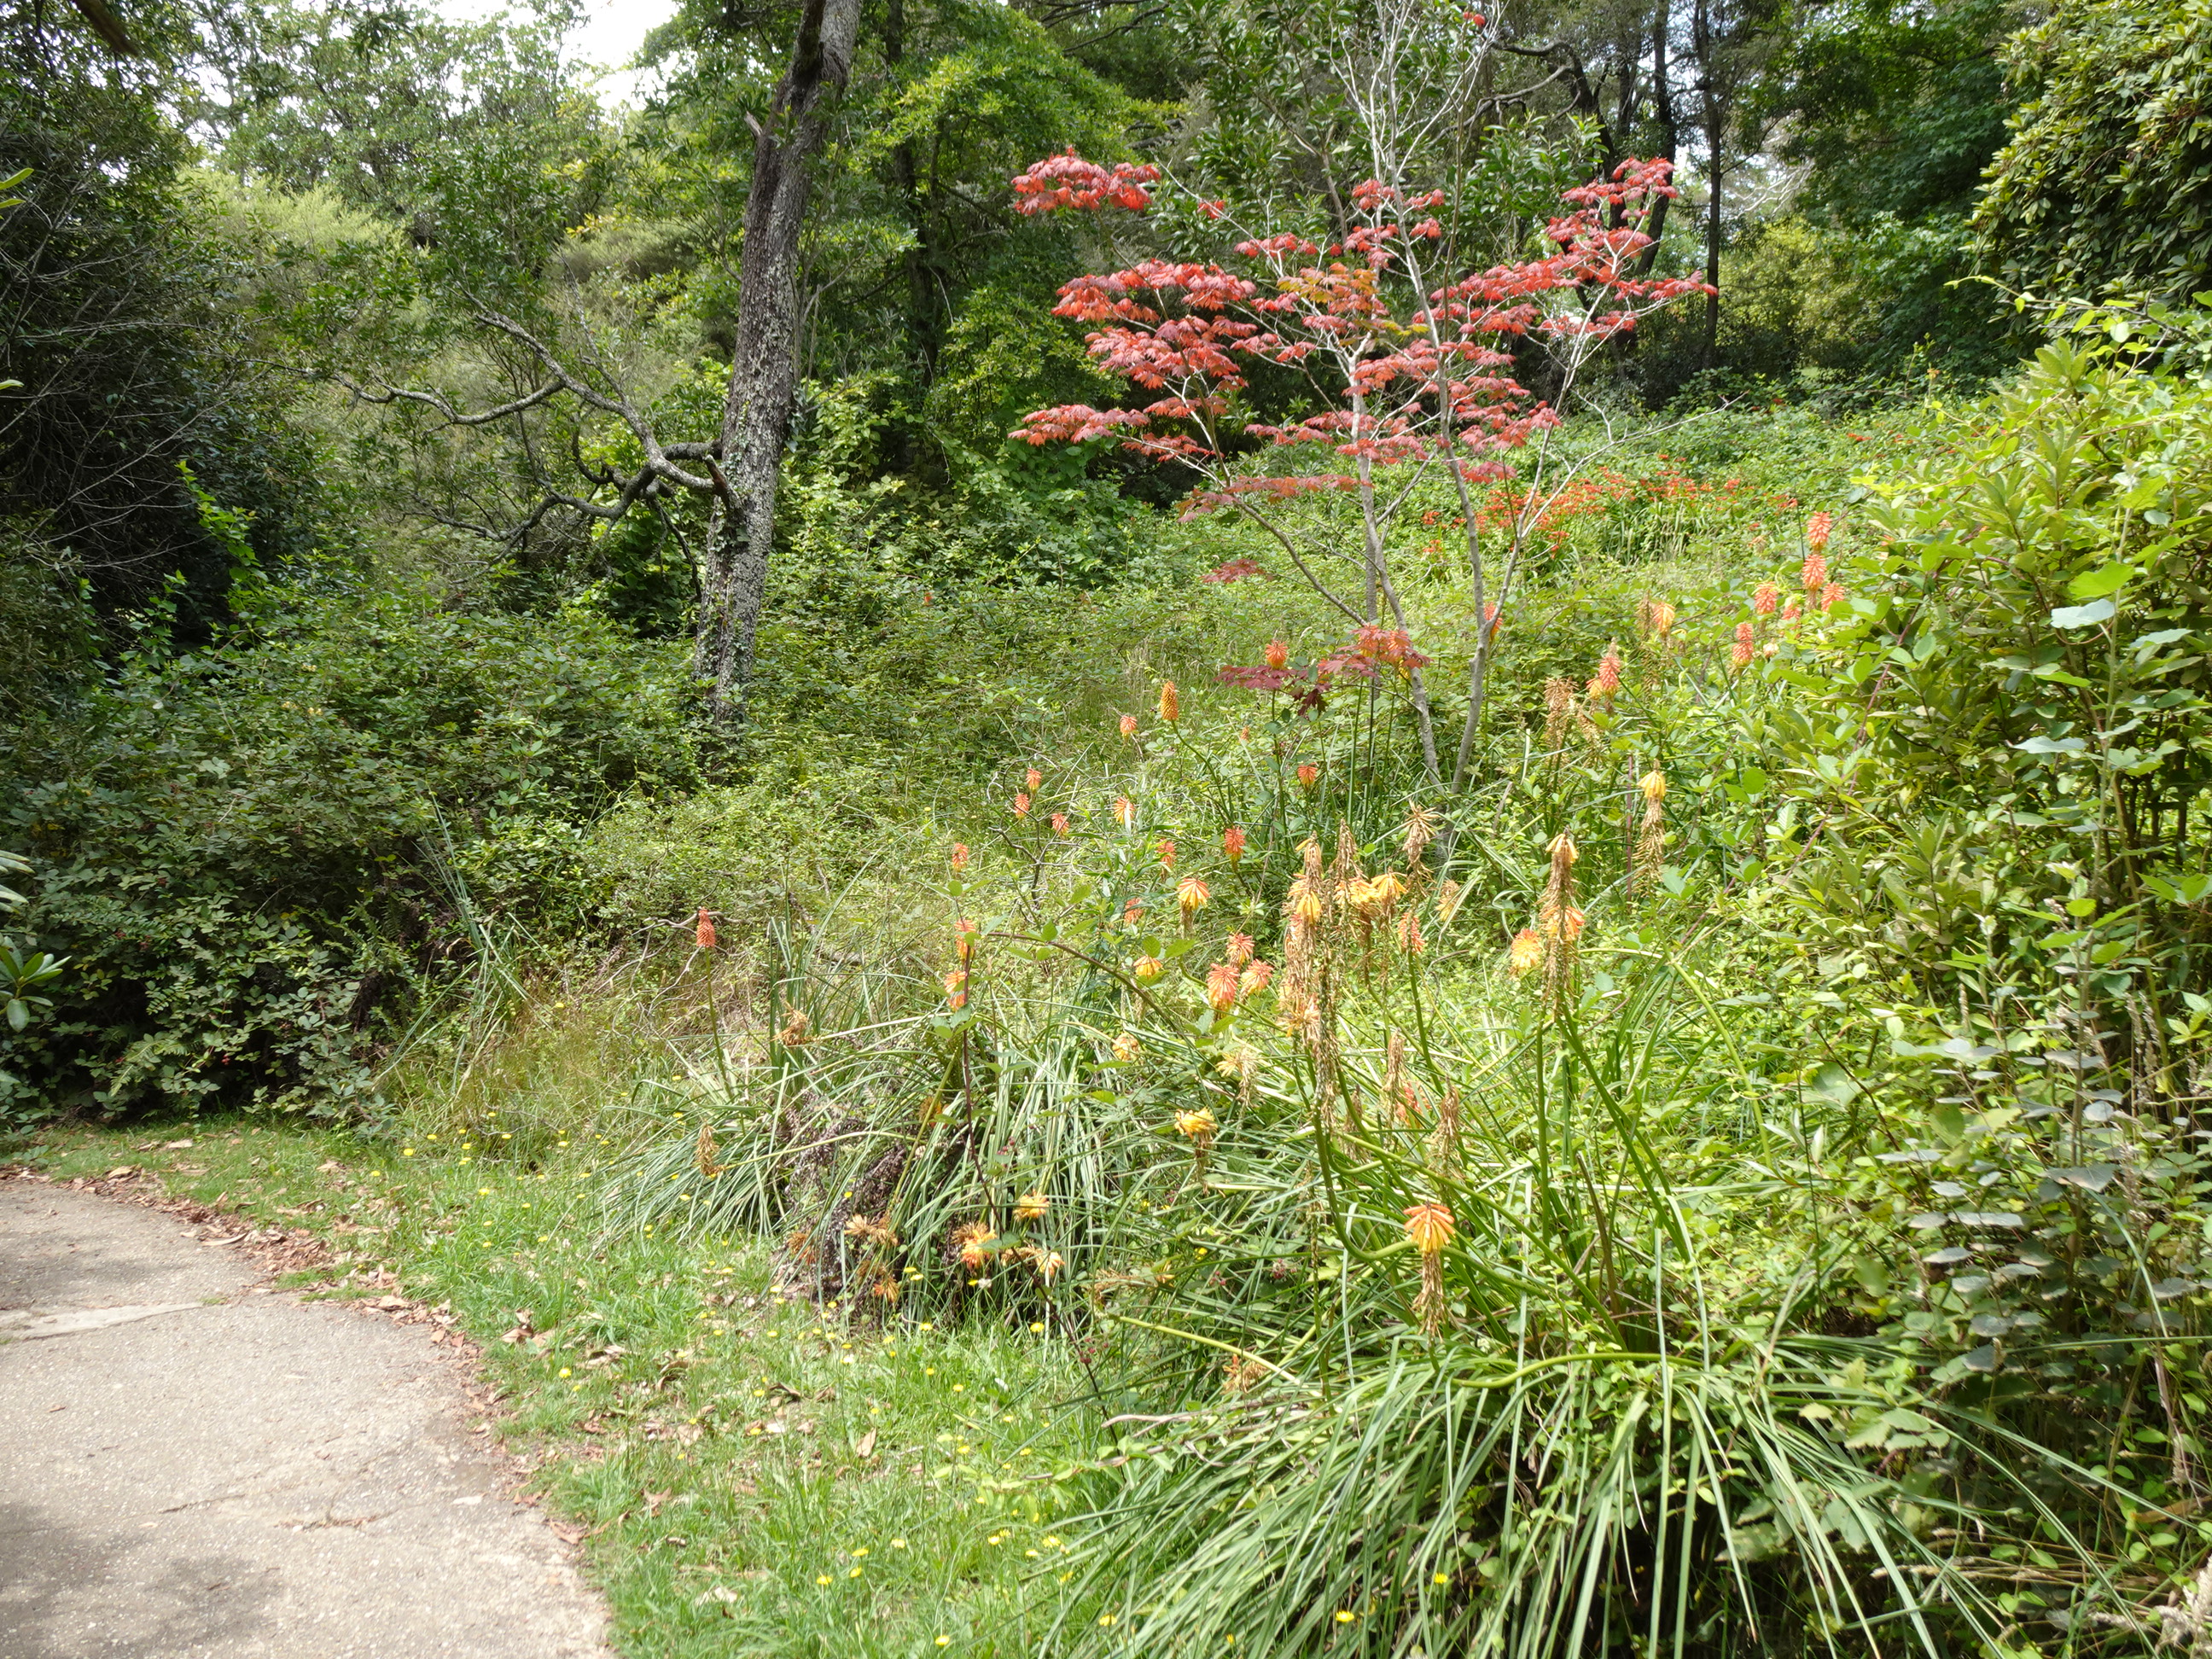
7,1116,1098,1658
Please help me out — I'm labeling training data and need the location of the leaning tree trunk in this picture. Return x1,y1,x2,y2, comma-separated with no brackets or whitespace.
697,0,862,722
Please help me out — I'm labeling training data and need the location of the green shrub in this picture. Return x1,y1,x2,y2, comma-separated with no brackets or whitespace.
1,579,692,1121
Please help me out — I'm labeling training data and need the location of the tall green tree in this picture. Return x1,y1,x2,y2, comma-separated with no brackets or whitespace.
1976,0,2212,307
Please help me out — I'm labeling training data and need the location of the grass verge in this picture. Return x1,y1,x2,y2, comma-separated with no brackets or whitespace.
6,1116,1096,1659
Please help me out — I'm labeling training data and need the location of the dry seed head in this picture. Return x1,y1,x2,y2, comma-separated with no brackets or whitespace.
1402,802,1443,865
1436,878,1465,926
1541,677,1575,748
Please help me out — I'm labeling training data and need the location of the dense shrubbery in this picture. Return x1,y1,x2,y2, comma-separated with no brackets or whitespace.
587,346,2212,1655
0,581,691,1121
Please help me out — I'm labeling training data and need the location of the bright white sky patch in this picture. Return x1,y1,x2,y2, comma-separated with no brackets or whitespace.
439,0,680,106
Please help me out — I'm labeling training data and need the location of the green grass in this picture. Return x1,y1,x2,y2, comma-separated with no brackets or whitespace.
8,1116,1098,1658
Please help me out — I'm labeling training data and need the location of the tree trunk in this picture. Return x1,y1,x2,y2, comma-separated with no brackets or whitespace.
1692,0,1722,365
1640,0,1679,272
698,0,862,722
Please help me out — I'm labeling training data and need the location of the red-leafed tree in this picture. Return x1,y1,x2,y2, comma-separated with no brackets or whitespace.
1008,148,1708,790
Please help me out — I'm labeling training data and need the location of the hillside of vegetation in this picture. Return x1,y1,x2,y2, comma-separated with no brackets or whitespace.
7,0,2212,1654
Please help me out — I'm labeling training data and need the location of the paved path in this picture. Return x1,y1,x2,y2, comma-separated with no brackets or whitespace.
0,1179,608,1659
